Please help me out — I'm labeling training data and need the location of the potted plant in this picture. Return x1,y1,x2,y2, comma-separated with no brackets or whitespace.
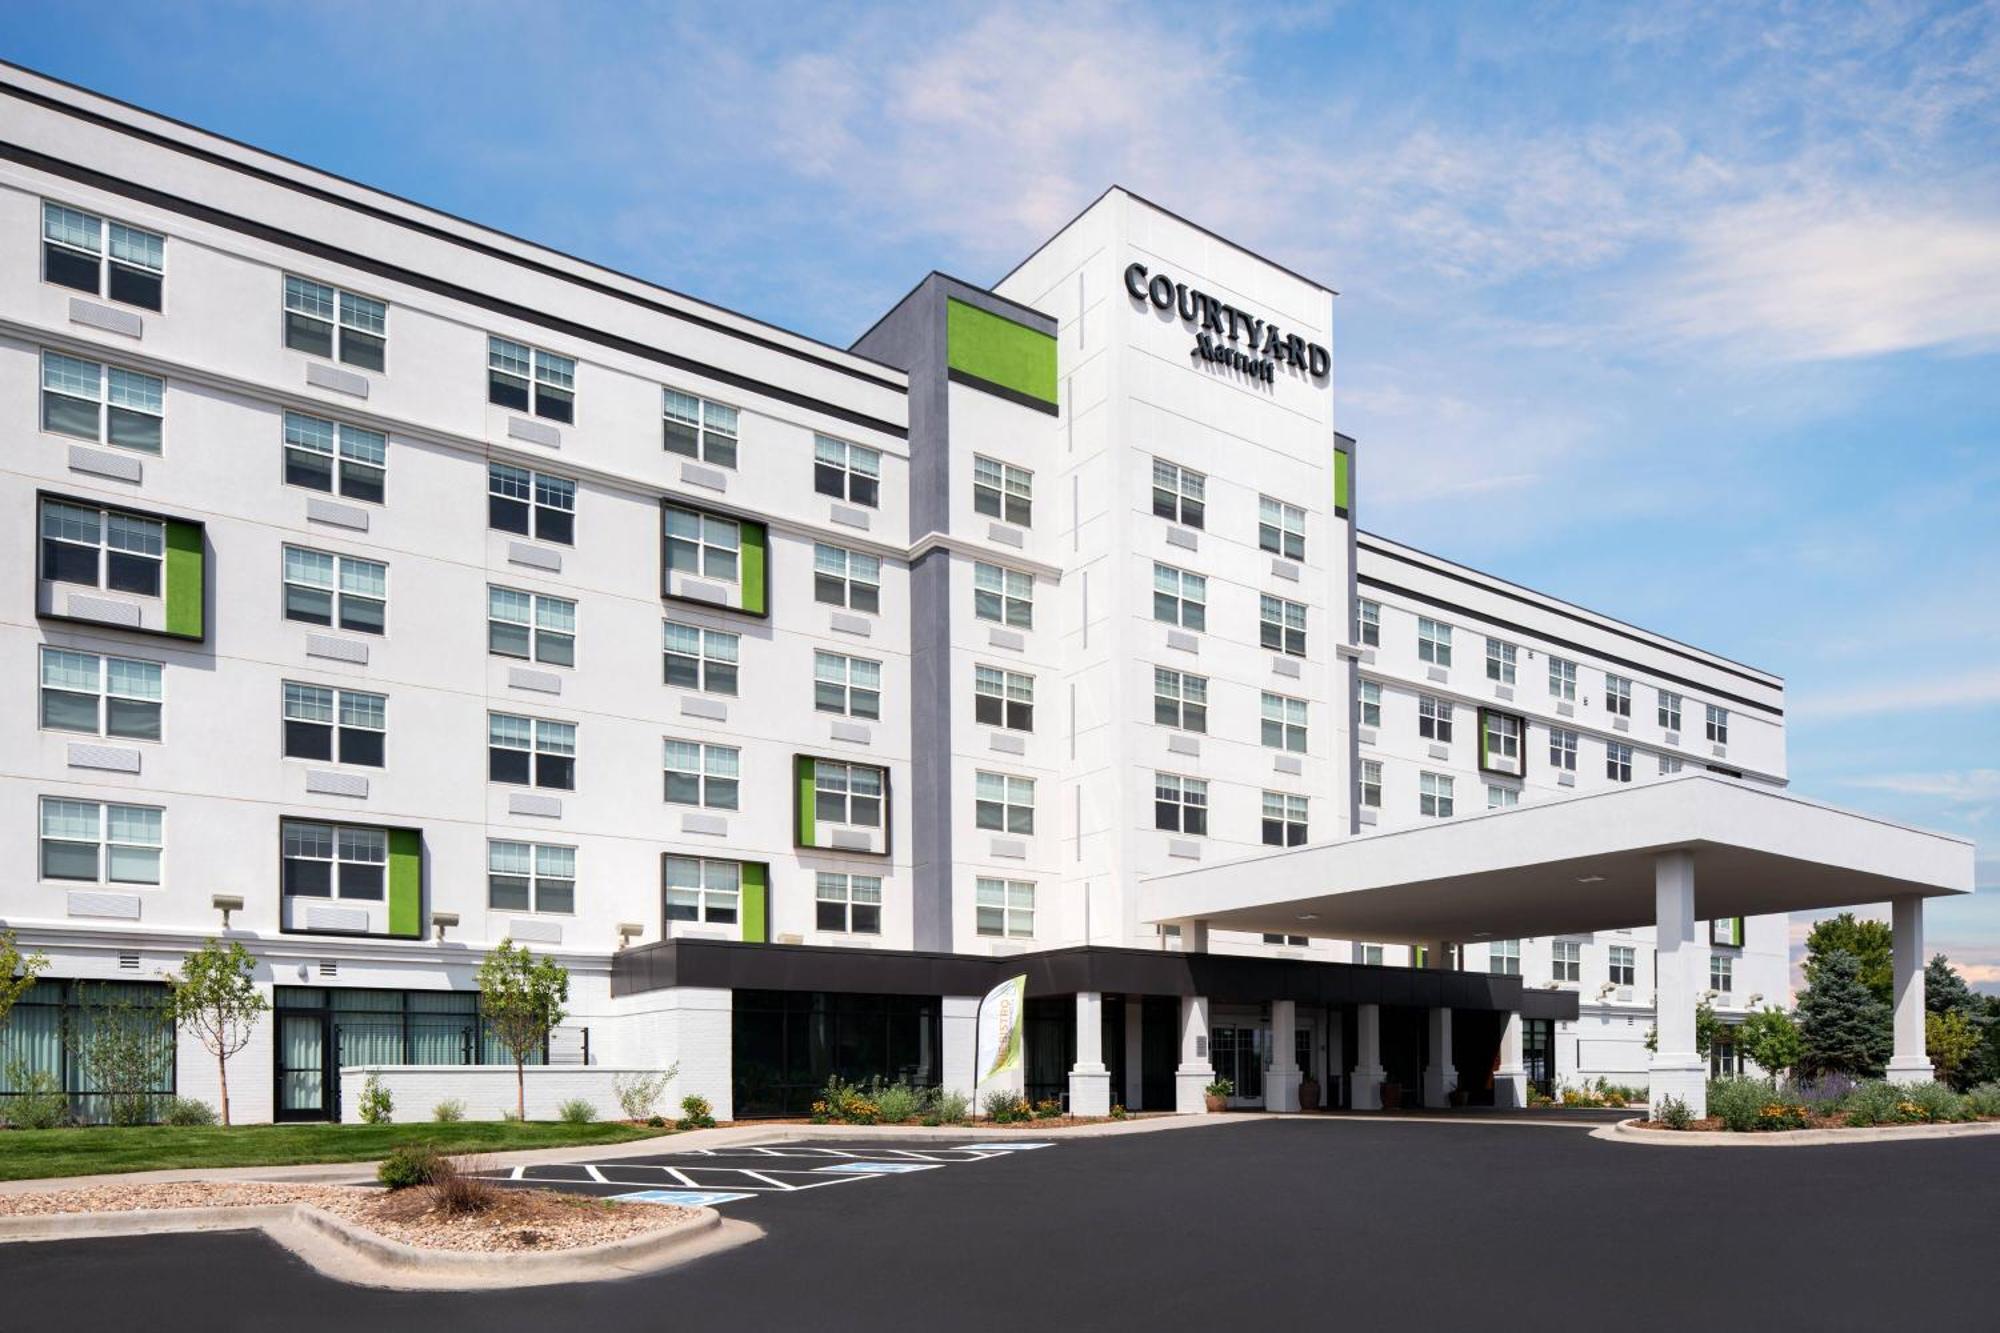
1298,1075,1321,1111
1203,1077,1233,1113
1380,1080,1402,1111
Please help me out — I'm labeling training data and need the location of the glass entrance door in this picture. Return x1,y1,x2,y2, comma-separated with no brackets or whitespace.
1210,1025,1267,1107
276,1013,327,1120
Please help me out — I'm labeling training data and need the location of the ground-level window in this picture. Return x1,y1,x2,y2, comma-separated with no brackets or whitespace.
1360,944,1384,966
0,979,173,1125
272,987,542,1123
731,991,940,1119
1609,945,1637,987
1552,940,1581,982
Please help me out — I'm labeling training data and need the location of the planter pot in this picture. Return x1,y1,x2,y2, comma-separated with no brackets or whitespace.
1298,1079,1321,1112
1203,1094,1227,1114
1380,1082,1403,1111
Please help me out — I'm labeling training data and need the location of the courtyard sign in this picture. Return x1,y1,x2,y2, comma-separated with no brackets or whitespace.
1124,261,1330,384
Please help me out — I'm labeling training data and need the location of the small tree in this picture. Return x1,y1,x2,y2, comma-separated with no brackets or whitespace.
1927,1009,1980,1088
68,987,173,1126
1,930,50,1025
478,940,569,1121
1644,1001,1723,1056
1802,913,1894,1007
169,939,268,1127
1736,1007,1802,1082
1796,948,1892,1079
1925,954,1978,1016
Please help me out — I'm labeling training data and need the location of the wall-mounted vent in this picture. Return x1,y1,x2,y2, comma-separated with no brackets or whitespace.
117,951,140,971
319,959,338,977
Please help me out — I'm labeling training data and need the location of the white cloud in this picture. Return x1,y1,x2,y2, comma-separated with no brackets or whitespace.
1793,670,2000,720
1839,770,2000,803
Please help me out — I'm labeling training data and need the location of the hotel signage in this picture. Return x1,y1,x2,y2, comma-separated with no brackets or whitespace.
1124,261,1330,384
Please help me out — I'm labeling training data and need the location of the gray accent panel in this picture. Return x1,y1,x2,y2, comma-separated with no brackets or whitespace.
1168,840,1202,860
680,813,728,836
987,522,1024,548
986,627,1024,652
68,890,142,920
306,905,369,932
1711,744,1728,758
679,461,728,491
509,792,562,817
67,593,142,627
1166,630,1199,654
1495,685,1515,701
508,918,563,944
69,297,144,337
988,732,1026,755
1357,647,1376,665
989,837,1028,860
1165,526,1198,551
1557,772,1577,787
1271,559,1300,581
829,720,872,744
305,769,369,798
305,633,368,664
1557,701,1576,717
679,579,728,605
305,362,369,397
906,549,954,952
306,497,370,530
1273,754,1304,775
828,829,873,852
1272,656,1302,678
68,444,142,482
1613,716,1630,732
67,742,141,773
680,696,728,722
507,540,562,572
1665,731,1680,746
1358,728,1377,746
507,415,561,447
1167,734,1200,757
830,503,871,530
829,612,873,637
1426,666,1449,683
1358,808,1379,826
508,666,562,694
1427,744,1450,761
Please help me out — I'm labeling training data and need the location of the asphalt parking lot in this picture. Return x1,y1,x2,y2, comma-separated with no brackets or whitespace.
7,1118,1996,1330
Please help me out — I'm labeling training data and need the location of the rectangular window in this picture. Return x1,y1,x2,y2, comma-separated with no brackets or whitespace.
1607,741,1633,783
1481,710,1524,776
662,621,739,695
488,587,576,667
283,682,385,767
282,545,386,635
1262,791,1307,847
1261,595,1308,657
974,665,1035,731
1660,754,1684,775
41,350,164,454
1418,695,1453,743
488,463,575,545
1418,617,1453,668
1606,674,1632,717
1153,564,1207,631
1549,657,1577,701
976,877,1035,939
1360,760,1382,809
1153,773,1209,835
813,544,881,614
1710,954,1734,995
662,388,738,467
663,505,740,583
816,871,883,934
488,335,574,423
1359,680,1381,729
1549,727,1578,771
1261,692,1307,752
814,435,882,507
663,739,740,810
43,500,164,597
1419,771,1454,818
815,651,882,720
39,647,162,740
1609,945,1637,987
1706,705,1729,745
1486,638,1516,686
1658,690,1683,732
283,411,385,503
1552,940,1581,982
975,771,1036,835
1361,944,1385,966
284,275,385,370
1154,667,1208,732
40,797,162,885
488,713,576,790
280,819,384,901
972,562,1032,629
813,761,883,828
664,856,740,925
1357,599,1380,647
1151,459,1206,528
1487,783,1520,809
1259,496,1305,561
972,455,1032,526
44,202,165,309
1489,939,1522,976
488,840,575,914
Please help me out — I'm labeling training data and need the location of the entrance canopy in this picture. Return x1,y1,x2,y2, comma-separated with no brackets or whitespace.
1143,775,1975,946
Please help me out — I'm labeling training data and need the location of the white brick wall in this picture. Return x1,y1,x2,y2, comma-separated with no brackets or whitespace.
336,1064,682,1123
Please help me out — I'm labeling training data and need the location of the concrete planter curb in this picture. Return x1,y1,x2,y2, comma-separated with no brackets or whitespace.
1596,1117,2000,1147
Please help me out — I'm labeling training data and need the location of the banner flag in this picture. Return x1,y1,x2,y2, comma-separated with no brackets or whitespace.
973,974,1028,1099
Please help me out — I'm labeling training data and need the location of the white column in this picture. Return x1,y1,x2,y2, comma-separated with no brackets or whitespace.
1350,1002,1386,1110
1650,849,1707,1118
1326,1009,1345,1108
1068,991,1112,1116
941,995,981,1102
1123,997,1144,1110
1495,1010,1526,1109
1266,999,1300,1112
1423,939,1457,1109
1887,896,1933,1085
1175,993,1214,1113
1184,919,1210,953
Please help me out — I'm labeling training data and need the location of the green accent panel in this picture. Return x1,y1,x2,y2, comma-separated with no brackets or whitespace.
738,520,768,615
1479,720,1491,767
1333,448,1350,513
946,298,1057,406
163,520,204,639
795,756,817,848
386,828,422,939
740,862,768,943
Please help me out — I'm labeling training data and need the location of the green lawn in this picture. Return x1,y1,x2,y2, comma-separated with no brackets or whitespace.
0,1120,676,1182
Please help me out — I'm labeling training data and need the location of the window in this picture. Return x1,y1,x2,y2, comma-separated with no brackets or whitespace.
1154,773,1208,834
814,436,881,507
1151,459,1206,528
1418,617,1452,667
1153,565,1207,630
662,621,739,695
1359,680,1381,729
43,202,165,309
662,388,738,466
284,275,385,369
1608,945,1636,987
39,648,161,741
815,651,882,720
43,500,163,597
1481,710,1524,776
488,464,575,545
664,505,739,583
1487,784,1519,809
1658,690,1683,732
488,587,576,667
283,683,385,767
489,841,574,914
1264,933,1310,947
972,455,1031,526
814,544,881,613
1660,754,1684,775
41,351,163,453
1489,939,1521,976
1606,741,1633,783
1486,638,1517,686
1261,595,1308,657
1261,692,1307,752
1154,668,1208,732
975,772,1036,835
1361,944,1385,966
283,411,385,503
1553,940,1581,982
1262,791,1307,847
1419,772,1454,818
283,546,386,635
40,797,161,884
1418,695,1453,743
813,761,883,828
663,739,739,809
973,562,1032,628
1606,674,1632,717
1259,496,1305,561
816,872,882,934
1549,657,1577,701
1710,954,1734,995
976,878,1035,938
1360,760,1382,808
974,665,1034,731
1549,727,1578,771
280,819,382,900
488,336,574,422
664,856,740,925
1357,599,1380,647
1706,705,1729,745
489,713,576,790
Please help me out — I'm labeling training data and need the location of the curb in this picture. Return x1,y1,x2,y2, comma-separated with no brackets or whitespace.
1595,1117,2000,1147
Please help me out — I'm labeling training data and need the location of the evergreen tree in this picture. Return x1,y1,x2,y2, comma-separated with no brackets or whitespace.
1796,948,1892,1079
1925,953,1977,1016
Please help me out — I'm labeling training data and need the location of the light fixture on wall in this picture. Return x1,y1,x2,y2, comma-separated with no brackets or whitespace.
211,893,244,929
1748,992,1764,1007
617,923,644,950
1596,982,1616,999
431,911,459,942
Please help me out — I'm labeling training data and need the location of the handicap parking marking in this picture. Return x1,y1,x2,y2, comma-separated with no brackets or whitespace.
811,1162,943,1175
609,1189,758,1207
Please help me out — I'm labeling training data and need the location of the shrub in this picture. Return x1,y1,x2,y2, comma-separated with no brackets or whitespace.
646,1114,668,1128
357,1073,393,1125
1752,1101,1809,1131
377,1144,446,1190
920,1087,970,1126
813,1076,881,1125
982,1088,1030,1123
612,1066,678,1121
1033,1097,1063,1120
872,1082,921,1124
1707,1077,1773,1132
679,1095,716,1129
1842,1079,1907,1127
3,1062,69,1130
557,1098,596,1125
427,1156,499,1217
1789,1073,1857,1114
1904,1081,1968,1123
432,1098,465,1123
163,1096,217,1126
1110,1103,1129,1121
500,1109,521,1122
1653,1095,1692,1130
1965,1082,2000,1118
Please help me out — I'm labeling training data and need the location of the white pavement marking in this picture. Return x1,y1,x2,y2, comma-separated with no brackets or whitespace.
583,1165,608,1183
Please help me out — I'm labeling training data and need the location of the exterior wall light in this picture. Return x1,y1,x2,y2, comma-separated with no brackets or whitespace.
617,922,644,949
430,911,459,941
211,894,244,928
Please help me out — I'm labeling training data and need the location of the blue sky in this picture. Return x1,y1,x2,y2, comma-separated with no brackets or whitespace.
9,1,1996,987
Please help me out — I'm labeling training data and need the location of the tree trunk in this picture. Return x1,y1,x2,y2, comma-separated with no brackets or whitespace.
218,1048,231,1128
516,1060,526,1122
